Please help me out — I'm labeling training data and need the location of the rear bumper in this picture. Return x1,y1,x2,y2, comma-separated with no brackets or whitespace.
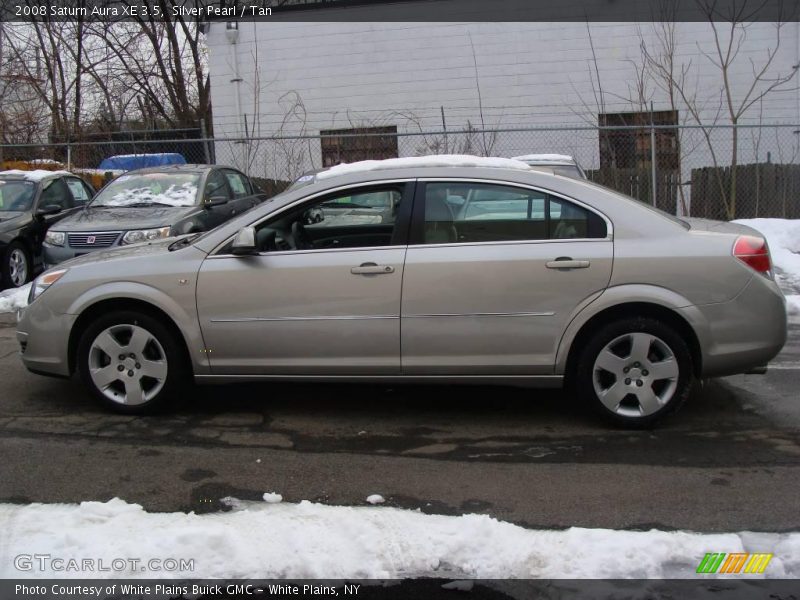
686,274,787,378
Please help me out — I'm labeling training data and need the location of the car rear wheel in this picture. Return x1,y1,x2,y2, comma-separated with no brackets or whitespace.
2,242,31,288
77,310,188,414
575,317,693,428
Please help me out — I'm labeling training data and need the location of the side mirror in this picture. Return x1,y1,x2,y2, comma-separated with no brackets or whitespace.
36,204,62,217
231,226,258,255
206,195,229,208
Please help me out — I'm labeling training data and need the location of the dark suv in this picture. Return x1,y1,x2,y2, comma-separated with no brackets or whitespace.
0,170,95,288
43,165,266,266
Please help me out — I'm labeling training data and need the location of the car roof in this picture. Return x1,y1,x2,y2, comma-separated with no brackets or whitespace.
291,155,534,187
511,154,577,166
0,169,72,182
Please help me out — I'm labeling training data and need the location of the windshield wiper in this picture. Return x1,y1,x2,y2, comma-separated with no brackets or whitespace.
169,232,201,251
115,201,178,207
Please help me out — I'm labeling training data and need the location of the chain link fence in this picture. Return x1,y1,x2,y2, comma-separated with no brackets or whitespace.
2,124,799,220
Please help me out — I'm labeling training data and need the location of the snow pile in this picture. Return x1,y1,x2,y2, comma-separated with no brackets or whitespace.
735,219,800,314
102,183,198,207
317,155,531,180
1,497,798,579
366,494,385,505
0,283,30,313
0,169,72,182
262,492,282,504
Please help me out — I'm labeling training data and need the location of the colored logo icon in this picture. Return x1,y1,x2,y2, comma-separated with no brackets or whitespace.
697,553,773,574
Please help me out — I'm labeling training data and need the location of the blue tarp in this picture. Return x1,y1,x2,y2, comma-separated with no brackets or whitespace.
98,153,186,171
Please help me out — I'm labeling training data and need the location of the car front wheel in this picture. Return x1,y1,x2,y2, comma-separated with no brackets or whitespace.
2,242,31,288
77,310,188,414
575,317,693,428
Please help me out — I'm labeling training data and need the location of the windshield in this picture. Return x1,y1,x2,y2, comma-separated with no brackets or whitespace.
0,179,36,212
90,172,200,207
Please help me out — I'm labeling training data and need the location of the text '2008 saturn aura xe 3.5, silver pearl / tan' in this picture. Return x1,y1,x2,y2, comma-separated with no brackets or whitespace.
16,155,787,427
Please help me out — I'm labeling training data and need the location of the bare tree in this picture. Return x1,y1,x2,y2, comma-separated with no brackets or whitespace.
102,1,211,129
644,0,799,219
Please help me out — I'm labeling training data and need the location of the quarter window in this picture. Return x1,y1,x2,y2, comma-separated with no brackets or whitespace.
422,183,606,244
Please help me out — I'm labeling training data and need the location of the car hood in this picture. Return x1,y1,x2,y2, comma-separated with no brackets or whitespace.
0,211,27,227
53,205,198,231
56,236,186,268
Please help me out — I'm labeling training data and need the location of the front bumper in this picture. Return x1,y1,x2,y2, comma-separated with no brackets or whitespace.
43,243,96,267
16,299,75,378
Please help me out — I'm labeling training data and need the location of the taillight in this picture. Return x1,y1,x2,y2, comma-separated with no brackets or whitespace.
733,235,771,274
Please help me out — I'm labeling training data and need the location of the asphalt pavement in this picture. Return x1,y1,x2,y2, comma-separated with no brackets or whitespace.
0,315,799,533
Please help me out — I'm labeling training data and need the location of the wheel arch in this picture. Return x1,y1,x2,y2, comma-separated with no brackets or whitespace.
561,300,703,381
68,298,194,376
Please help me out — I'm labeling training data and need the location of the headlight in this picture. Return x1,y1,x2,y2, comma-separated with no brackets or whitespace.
29,269,68,304
121,226,171,245
45,231,65,246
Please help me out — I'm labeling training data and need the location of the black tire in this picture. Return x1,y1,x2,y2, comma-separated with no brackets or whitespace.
573,317,693,428
77,310,189,414
1,241,32,288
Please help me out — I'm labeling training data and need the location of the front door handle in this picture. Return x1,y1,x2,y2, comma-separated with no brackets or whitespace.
351,262,395,275
546,257,590,269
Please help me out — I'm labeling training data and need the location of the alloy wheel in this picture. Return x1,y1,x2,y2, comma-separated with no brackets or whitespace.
88,324,168,405
592,332,679,418
9,248,28,287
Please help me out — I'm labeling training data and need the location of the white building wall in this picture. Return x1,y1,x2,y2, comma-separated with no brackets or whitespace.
206,18,800,179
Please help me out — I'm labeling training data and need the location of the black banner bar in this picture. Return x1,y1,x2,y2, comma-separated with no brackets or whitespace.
3,579,800,600
1,0,799,23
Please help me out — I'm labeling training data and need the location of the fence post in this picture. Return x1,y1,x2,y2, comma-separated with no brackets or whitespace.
200,118,211,164
66,143,71,170
650,102,657,207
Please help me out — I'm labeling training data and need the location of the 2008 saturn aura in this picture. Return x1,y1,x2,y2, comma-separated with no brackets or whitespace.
16,156,787,427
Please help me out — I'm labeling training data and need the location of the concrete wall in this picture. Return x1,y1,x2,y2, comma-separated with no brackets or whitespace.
206,16,800,178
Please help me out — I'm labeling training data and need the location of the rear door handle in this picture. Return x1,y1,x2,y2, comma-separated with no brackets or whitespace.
351,262,395,275
546,258,590,269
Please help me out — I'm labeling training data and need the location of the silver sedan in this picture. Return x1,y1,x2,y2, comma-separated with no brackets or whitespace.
16,159,787,427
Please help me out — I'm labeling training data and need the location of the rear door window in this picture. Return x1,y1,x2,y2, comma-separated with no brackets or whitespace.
222,169,252,198
65,177,92,205
419,182,606,244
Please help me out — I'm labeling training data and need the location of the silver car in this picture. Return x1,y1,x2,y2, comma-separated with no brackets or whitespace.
16,158,787,427
511,154,587,179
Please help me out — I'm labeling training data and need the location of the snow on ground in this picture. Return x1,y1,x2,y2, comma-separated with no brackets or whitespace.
1,497,797,579
317,155,531,180
734,219,800,314
0,283,30,313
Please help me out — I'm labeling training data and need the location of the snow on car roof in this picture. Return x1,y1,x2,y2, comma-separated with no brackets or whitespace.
0,169,72,182
316,154,532,180
512,154,576,164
